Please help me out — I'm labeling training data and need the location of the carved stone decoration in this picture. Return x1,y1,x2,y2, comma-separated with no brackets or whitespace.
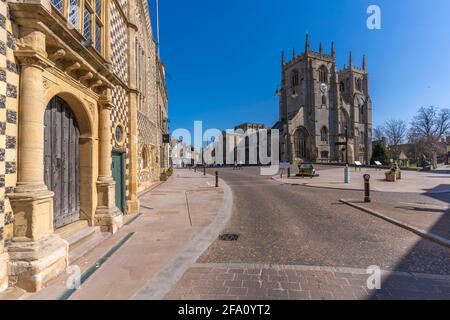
79,71,93,83
65,62,81,74
49,49,66,62
89,79,102,90
42,77,56,90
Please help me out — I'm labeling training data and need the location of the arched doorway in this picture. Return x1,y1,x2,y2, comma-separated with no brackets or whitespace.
44,96,80,229
294,127,311,161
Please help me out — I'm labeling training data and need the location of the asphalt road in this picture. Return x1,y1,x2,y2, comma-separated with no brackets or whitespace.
199,167,450,275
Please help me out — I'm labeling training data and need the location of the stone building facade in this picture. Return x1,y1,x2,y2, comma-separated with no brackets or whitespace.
0,0,168,293
276,35,372,164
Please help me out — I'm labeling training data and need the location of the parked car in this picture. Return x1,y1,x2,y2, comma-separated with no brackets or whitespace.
297,163,316,178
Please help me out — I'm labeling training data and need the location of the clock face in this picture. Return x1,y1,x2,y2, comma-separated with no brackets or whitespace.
320,83,328,93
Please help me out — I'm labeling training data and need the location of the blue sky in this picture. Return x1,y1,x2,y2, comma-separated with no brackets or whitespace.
148,0,450,134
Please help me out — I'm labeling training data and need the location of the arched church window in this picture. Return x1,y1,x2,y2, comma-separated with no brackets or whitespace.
291,70,299,87
322,95,327,107
339,81,345,92
319,66,328,83
320,127,328,143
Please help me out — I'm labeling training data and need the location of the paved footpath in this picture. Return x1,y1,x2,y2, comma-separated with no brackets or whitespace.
22,169,229,300
166,263,450,300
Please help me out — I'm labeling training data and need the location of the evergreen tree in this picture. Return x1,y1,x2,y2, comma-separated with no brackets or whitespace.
371,141,389,165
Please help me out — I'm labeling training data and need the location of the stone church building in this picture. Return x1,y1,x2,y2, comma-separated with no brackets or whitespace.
0,0,168,293
275,35,372,165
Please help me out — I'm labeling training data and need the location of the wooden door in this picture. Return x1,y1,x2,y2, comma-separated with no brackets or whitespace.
44,96,80,229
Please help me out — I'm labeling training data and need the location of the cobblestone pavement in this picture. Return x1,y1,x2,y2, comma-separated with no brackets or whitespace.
166,263,450,300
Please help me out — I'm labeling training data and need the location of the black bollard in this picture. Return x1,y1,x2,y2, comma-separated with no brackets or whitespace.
203,166,206,176
215,171,219,187
363,174,371,203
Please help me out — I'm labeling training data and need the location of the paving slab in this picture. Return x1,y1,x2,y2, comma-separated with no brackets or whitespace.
166,263,450,300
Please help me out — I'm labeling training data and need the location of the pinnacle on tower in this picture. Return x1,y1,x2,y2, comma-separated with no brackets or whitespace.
281,50,285,66
349,51,353,68
362,54,366,71
319,42,323,54
331,41,335,57
305,33,310,53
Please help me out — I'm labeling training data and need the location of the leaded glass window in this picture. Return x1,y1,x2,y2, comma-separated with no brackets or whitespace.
51,0,64,13
83,7,91,42
68,0,80,29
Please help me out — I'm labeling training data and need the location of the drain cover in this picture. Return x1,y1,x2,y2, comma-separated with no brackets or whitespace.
219,234,239,241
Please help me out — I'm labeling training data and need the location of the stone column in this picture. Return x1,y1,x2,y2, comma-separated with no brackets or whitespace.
95,91,123,233
126,6,139,214
8,28,68,292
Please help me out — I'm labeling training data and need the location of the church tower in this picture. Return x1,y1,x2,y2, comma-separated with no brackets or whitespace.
276,35,372,164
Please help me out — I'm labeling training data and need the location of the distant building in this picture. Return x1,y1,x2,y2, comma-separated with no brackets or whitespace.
275,35,373,164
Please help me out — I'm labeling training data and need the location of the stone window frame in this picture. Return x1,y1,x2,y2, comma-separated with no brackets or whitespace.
50,0,105,55
114,123,126,146
320,126,328,144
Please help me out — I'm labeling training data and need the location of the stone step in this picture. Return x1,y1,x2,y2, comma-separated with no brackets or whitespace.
65,226,97,248
69,231,110,265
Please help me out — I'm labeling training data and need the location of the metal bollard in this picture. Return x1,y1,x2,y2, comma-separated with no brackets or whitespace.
215,171,219,187
203,166,206,176
364,174,371,203
287,168,291,178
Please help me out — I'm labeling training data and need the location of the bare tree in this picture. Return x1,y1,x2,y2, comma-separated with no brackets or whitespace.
373,126,385,142
383,119,408,160
409,106,450,168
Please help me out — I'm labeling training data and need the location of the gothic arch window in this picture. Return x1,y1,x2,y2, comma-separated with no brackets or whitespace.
291,70,299,87
356,78,362,91
320,126,328,143
339,81,345,92
294,127,309,159
319,66,328,83
340,108,349,134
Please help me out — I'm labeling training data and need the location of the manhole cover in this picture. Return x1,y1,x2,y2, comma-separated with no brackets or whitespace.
219,234,239,241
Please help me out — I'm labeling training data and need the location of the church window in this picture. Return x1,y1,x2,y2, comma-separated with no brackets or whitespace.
291,70,299,87
319,66,328,83
321,95,327,107
339,81,345,92
360,131,365,145
320,127,328,143
320,151,329,159
356,78,362,91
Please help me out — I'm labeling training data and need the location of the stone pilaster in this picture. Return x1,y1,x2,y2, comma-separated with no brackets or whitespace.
126,5,139,215
0,212,8,292
8,28,68,292
95,92,123,233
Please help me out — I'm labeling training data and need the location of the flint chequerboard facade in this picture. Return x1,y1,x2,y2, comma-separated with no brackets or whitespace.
0,0,168,293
